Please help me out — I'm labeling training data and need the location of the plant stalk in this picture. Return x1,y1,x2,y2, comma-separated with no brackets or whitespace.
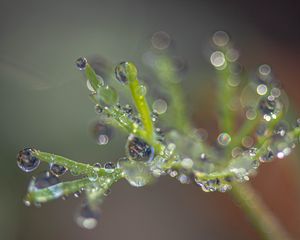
230,183,293,240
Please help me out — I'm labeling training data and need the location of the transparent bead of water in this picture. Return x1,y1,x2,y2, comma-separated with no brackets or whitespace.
49,163,67,177
115,61,137,84
118,158,153,187
29,171,60,192
17,148,40,172
92,122,112,145
104,162,115,173
151,31,171,50
126,134,155,162
177,173,190,184
94,104,103,114
76,204,101,230
88,169,98,182
75,57,87,70
212,31,229,47
152,99,168,115
259,149,274,162
217,132,231,146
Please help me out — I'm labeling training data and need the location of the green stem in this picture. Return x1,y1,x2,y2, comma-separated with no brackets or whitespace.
155,56,191,133
230,183,293,240
127,63,154,141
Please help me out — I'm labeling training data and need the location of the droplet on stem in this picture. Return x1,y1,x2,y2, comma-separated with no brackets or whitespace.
75,57,88,70
126,135,155,162
17,148,40,172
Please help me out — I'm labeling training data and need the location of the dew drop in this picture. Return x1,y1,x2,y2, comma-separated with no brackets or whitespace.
17,148,40,172
181,158,194,169
76,204,100,230
49,163,67,177
152,99,168,114
115,61,137,84
137,85,147,96
126,135,155,162
212,31,230,47
210,51,226,69
104,162,115,173
259,149,274,162
75,57,87,70
92,122,112,145
88,169,98,182
151,31,171,50
118,158,153,187
29,171,60,191
259,98,281,121
94,104,103,114
217,133,231,146
258,64,271,76
256,84,268,96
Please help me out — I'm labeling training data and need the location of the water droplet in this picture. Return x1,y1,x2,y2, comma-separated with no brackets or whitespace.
226,48,239,62
217,133,231,146
126,135,155,162
137,85,147,96
76,204,100,230
151,31,171,50
118,158,153,187
93,163,102,169
49,163,67,177
152,99,168,114
256,84,268,96
259,98,282,121
210,51,226,69
271,88,281,98
74,191,81,198
177,173,190,184
167,169,178,177
29,171,60,191
258,64,271,77
104,162,115,172
88,169,98,182
114,61,137,84
212,31,229,47
245,108,257,120
259,149,274,162
242,136,254,148
75,57,88,70
94,104,103,114
181,158,194,169
92,122,112,145
17,148,40,172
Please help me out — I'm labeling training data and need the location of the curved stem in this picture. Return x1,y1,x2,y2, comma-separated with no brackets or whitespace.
230,183,293,240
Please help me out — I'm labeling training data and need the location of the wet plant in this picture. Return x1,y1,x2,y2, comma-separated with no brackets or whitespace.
17,31,299,239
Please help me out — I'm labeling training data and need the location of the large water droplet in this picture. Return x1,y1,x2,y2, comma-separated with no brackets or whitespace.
217,133,231,146
76,204,100,230
126,135,155,162
118,158,153,187
152,99,168,115
75,57,87,70
29,171,60,192
49,163,67,177
17,148,40,172
115,62,137,84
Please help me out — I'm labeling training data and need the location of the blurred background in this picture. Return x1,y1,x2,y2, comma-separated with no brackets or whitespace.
1,0,300,239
